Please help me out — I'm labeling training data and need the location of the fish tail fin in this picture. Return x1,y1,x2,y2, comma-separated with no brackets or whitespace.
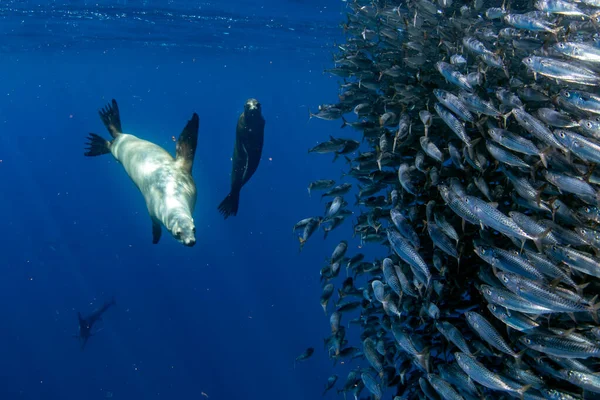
84,133,112,157
299,237,306,252
539,147,551,168
418,346,431,373
533,227,552,252
217,190,240,219
514,348,527,365
535,184,548,206
340,115,347,129
550,26,563,37
588,295,600,323
519,384,532,400
575,282,590,298
307,107,314,122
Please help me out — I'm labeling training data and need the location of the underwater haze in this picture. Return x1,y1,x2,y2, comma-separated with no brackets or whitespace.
0,1,349,399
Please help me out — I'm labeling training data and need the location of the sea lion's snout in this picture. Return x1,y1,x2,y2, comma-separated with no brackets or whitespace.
245,98,261,113
177,230,196,247
172,218,196,247
183,237,196,247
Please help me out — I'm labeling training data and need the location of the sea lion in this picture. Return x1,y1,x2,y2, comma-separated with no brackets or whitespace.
84,99,199,247
218,98,265,219
74,297,116,351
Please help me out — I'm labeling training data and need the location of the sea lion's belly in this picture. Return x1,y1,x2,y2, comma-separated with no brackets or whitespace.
111,135,197,221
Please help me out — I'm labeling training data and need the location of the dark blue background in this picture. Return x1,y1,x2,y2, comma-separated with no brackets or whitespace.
0,1,374,399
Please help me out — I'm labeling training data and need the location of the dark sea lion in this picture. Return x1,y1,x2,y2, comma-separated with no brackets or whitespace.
218,98,266,219
84,99,199,247
75,297,116,351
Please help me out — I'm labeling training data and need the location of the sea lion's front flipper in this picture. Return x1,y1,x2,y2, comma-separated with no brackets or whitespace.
240,143,250,183
152,218,162,244
176,113,199,175
99,99,123,138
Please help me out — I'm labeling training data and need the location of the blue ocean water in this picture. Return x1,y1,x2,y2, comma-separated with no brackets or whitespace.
0,1,365,399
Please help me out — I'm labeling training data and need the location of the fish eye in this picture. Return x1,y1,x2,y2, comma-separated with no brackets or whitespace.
524,338,531,344
485,288,492,295
587,122,593,128
558,131,565,138
502,276,508,283
564,91,571,98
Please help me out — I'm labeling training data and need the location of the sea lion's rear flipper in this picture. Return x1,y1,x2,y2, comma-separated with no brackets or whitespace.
217,190,240,219
99,99,123,138
152,218,162,244
176,113,199,174
84,133,111,157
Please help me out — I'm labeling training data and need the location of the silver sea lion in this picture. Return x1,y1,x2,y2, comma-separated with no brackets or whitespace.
84,99,199,247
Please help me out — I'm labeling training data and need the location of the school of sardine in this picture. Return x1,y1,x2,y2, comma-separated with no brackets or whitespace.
295,0,600,398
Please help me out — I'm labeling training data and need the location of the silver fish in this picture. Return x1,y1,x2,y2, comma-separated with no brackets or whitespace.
465,311,519,357
455,352,529,396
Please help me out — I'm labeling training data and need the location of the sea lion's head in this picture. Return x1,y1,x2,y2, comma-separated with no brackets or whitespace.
172,216,196,247
244,98,262,117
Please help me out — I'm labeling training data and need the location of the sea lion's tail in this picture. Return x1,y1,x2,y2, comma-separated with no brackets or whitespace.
99,99,123,138
84,99,123,157
84,133,112,156
218,190,240,219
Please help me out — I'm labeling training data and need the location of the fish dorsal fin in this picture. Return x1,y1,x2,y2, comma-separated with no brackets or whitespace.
176,113,199,175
